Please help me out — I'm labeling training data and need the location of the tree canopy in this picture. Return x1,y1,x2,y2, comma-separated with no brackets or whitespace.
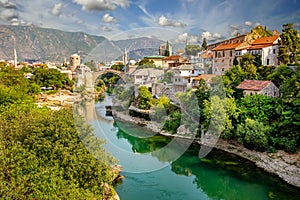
278,24,300,65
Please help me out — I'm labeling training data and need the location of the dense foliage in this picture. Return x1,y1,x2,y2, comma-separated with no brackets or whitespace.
278,24,300,65
0,64,117,199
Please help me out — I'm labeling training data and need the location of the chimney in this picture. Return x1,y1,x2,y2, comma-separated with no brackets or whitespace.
237,33,240,37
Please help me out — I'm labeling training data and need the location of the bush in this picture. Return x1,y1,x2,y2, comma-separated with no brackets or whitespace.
236,118,270,151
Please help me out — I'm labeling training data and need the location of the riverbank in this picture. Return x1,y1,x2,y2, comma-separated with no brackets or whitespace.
112,110,300,189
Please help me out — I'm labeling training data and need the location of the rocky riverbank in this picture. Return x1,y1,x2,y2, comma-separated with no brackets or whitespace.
112,110,300,188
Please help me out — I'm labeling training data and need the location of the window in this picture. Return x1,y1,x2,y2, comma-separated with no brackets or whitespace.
230,50,233,57
215,52,217,58
267,59,270,65
222,51,225,57
222,68,225,72
273,49,276,54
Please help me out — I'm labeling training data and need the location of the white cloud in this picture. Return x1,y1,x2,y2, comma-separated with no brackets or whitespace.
102,13,116,23
0,0,16,9
0,9,18,21
175,32,188,43
201,31,222,41
73,0,130,11
10,18,31,26
50,3,63,16
157,15,186,27
245,21,252,27
174,32,198,44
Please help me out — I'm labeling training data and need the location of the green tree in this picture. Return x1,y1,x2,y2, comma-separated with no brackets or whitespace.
162,70,173,83
238,94,280,125
163,110,181,133
138,86,152,110
240,54,257,79
236,118,270,151
0,104,117,199
111,63,125,71
186,45,202,55
278,23,300,64
222,65,245,97
201,38,208,50
136,59,156,68
164,41,170,56
84,60,97,71
267,64,294,87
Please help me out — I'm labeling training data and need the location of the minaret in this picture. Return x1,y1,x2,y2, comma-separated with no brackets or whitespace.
123,48,128,65
13,49,17,67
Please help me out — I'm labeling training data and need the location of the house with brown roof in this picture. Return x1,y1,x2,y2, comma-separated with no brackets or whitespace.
163,55,189,68
236,80,279,97
247,35,280,66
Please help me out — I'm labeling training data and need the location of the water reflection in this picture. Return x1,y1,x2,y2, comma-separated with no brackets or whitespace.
75,99,300,200
116,121,300,200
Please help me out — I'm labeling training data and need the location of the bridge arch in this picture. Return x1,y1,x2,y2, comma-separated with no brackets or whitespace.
92,69,126,84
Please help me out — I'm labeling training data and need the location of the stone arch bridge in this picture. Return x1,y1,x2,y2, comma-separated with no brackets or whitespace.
82,69,126,91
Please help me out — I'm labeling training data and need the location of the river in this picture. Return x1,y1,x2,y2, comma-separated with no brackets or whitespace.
79,95,300,200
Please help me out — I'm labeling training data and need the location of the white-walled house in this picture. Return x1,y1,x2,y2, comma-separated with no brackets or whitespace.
248,36,280,66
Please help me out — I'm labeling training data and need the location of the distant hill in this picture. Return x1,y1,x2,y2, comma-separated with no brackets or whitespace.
0,25,107,62
0,25,168,63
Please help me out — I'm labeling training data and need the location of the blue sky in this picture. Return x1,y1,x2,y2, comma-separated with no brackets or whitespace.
0,0,299,44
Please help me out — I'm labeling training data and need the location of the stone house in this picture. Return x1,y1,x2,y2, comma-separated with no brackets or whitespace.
236,80,280,97
131,68,164,85
212,34,246,75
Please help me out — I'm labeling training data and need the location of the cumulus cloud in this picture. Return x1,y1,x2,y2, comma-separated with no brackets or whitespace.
174,33,199,44
245,21,252,27
201,31,222,41
157,15,186,27
50,3,63,16
0,9,18,21
10,18,31,26
0,0,16,9
73,0,129,11
0,0,19,23
102,13,116,23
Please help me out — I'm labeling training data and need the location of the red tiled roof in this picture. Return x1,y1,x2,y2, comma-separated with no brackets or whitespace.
252,36,279,45
236,80,271,91
177,49,185,53
212,42,243,51
163,55,183,60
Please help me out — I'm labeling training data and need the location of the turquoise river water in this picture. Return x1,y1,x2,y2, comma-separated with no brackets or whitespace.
81,96,300,200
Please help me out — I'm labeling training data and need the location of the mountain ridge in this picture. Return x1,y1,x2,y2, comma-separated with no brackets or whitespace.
0,25,166,63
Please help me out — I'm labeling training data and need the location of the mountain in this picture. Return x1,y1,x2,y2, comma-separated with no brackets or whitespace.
0,25,107,62
0,25,168,63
